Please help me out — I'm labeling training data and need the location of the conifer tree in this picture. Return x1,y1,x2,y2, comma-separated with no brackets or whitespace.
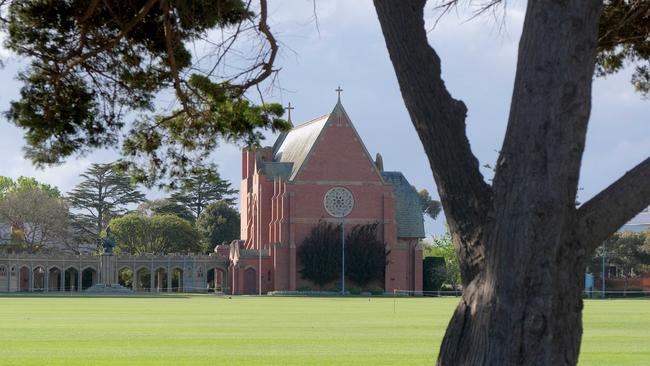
170,166,236,219
67,163,145,248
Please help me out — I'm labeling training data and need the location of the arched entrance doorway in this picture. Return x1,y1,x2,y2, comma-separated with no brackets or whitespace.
48,267,62,291
19,266,30,291
81,267,97,290
32,266,46,291
244,267,256,295
171,268,183,292
206,268,226,293
65,267,79,291
153,268,168,292
135,267,151,292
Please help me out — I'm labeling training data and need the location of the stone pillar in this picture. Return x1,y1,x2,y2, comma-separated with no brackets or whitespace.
149,267,154,292
230,265,238,295
60,270,65,292
133,266,138,292
166,270,172,292
288,192,296,291
77,270,82,292
100,254,115,286
414,242,423,294
29,266,34,292
44,269,49,292
289,244,296,291
223,267,229,294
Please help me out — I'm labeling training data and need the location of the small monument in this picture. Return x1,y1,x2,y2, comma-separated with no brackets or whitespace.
86,226,132,293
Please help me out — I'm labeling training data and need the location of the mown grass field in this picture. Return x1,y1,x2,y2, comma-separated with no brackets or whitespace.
0,294,647,365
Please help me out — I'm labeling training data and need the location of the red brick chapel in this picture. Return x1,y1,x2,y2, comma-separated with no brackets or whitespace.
218,98,425,295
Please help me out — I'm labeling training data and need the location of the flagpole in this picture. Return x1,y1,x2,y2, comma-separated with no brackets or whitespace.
341,220,345,294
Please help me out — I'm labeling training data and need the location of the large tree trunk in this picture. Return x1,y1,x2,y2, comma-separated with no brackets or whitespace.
373,0,650,365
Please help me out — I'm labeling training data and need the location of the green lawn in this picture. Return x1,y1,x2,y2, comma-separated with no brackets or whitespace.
0,295,647,365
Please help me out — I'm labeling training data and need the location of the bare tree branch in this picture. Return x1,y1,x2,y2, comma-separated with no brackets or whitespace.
238,0,279,92
162,0,192,114
577,157,650,251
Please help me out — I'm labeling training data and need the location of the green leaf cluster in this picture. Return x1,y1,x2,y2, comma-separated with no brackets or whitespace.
423,229,461,290
110,213,202,255
196,201,240,251
2,0,289,185
597,1,650,97
0,176,61,198
590,229,650,277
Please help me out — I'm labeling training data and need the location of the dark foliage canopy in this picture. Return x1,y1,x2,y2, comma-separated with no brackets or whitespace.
196,200,240,251
597,0,650,97
110,213,202,254
297,222,342,287
137,198,196,223
169,165,237,218
423,256,446,292
1,0,289,185
417,188,442,220
344,223,387,288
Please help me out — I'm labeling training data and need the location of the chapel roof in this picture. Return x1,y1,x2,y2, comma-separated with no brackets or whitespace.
272,113,329,180
381,171,426,238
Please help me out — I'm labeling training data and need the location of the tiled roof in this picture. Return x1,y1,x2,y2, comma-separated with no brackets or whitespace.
381,171,425,238
272,114,329,180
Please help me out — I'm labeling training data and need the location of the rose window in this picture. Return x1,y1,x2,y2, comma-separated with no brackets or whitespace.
324,187,354,218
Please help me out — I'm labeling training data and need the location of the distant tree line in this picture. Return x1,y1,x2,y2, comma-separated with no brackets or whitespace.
0,162,239,255
589,230,650,278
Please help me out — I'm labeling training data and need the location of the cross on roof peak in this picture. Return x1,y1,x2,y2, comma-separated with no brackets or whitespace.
286,102,295,123
335,86,343,102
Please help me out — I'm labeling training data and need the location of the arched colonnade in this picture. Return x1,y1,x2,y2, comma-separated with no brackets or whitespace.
0,254,228,293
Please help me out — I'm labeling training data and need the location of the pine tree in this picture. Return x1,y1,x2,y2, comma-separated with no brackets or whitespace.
170,166,237,219
67,163,145,249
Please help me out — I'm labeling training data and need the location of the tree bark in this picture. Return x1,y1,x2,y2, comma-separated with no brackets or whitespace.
374,0,649,365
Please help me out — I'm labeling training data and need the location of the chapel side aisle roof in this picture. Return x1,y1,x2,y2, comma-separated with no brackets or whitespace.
381,171,426,239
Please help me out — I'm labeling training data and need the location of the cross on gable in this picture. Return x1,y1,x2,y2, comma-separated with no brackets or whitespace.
335,86,343,102
286,102,295,122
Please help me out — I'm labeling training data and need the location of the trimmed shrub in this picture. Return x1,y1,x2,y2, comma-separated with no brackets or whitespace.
345,223,388,288
298,222,342,287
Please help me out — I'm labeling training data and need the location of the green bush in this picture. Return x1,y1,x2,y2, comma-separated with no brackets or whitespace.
368,287,383,296
423,256,445,292
349,287,361,295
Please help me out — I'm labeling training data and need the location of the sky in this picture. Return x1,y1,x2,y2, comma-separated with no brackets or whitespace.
0,1,648,238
